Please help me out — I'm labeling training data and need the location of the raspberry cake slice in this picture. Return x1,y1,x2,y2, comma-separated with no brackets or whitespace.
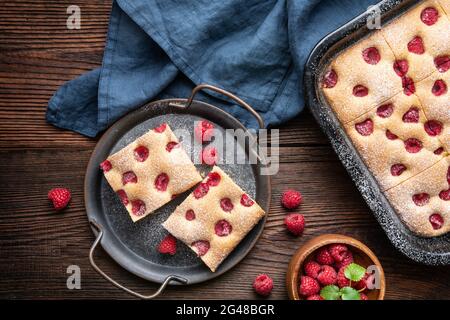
322,32,402,124
415,71,450,151
162,166,265,272
381,1,450,83
100,123,202,222
385,157,450,237
345,92,445,191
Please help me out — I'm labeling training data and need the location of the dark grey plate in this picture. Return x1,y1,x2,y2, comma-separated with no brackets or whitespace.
84,90,271,292
304,0,450,265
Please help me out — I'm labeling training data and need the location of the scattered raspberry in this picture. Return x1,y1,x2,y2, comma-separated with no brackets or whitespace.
298,276,320,296
407,36,425,54
100,160,112,172
253,274,273,297
240,194,254,207
131,199,146,216
385,130,398,140
402,76,416,95
158,234,177,255
116,189,129,206
134,146,149,162
434,147,444,155
434,56,450,73
193,183,209,199
404,138,423,153
306,295,324,300
362,47,381,65
281,189,303,209
220,198,234,212
323,69,338,88
315,247,334,265
192,240,210,256
412,193,430,206
166,141,179,152
336,266,350,288
376,103,394,118
122,171,137,185
328,244,349,262
393,60,409,77
391,163,407,176
355,119,374,136
439,189,450,201
304,261,321,279
206,172,221,186
424,120,443,136
334,250,354,269
353,85,369,97
429,213,444,230
316,265,337,286
215,220,232,236
154,173,169,191
402,107,420,123
185,209,196,221
284,213,305,236
194,120,214,143
154,123,167,133
432,79,447,96
48,188,71,211
360,293,369,300
421,7,439,26
201,146,218,165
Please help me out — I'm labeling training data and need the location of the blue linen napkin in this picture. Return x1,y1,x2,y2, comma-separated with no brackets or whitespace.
47,0,378,137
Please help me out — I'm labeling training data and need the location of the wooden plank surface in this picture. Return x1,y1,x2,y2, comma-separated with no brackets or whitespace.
0,0,449,300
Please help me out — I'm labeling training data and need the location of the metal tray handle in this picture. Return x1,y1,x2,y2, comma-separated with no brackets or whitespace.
89,220,187,299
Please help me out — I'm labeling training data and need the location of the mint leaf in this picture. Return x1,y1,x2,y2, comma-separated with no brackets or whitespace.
344,263,366,282
340,286,361,300
320,285,341,300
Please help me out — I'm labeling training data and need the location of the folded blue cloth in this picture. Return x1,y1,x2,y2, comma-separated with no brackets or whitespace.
47,0,378,137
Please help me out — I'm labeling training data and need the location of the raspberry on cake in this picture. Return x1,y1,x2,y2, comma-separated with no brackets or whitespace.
385,157,450,237
162,166,265,272
345,92,444,191
101,123,202,222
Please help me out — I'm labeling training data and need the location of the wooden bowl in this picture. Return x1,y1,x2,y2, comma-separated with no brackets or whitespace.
286,234,385,300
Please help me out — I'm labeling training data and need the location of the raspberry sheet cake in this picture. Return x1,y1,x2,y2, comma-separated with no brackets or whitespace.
321,0,450,237
100,123,202,222
162,166,265,272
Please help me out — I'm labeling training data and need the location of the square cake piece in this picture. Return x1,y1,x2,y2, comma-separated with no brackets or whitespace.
345,92,445,191
414,70,450,151
100,123,202,222
162,166,265,272
381,0,450,82
385,156,450,237
322,32,402,124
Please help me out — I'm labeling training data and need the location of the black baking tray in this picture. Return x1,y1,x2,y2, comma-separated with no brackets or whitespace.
304,0,450,265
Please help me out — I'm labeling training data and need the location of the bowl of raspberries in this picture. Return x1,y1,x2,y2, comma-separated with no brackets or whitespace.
286,234,385,300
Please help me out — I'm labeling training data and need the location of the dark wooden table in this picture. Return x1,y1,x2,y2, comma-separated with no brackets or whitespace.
0,0,449,300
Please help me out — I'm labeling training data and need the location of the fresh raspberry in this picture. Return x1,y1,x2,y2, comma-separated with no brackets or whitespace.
134,146,149,162
116,189,129,206
304,261,321,279
192,240,210,256
355,119,374,136
220,198,234,212
337,266,350,288
360,293,369,300
315,247,334,265
240,194,254,207
362,47,381,65
284,213,305,236
215,220,232,236
122,171,137,185
439,189,450,201
154,173,169,191
281,189,303,209
193,183,209,199
158,234,177,255
421,7,439,26
393,60,409,77
48,188,71,211
407,36,425,54
434,147,444,155
353,85,369,97
412,193,430,206
194,120,214,143
100,160,112,172
376,103,394,118
391,164,407,176
354,273,370,291
322,69,338,88
404,138,423,153
317,265,337,286
306,295,324,300
402,76,416,96
424,120,443,136
298,276,320,296
328,244,349,262
385,130,398,140
166,141,179,152
429,213,444,230
153,123,167,133
206,172,221,186
131,199,146,216
434,56,450,73
402,107,420,123
253,274,273,297
334,251,354,269
201,146,218,165
185,209,196,221
432,79,447,96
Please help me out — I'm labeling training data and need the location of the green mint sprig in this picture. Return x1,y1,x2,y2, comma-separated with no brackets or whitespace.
319,262,367,300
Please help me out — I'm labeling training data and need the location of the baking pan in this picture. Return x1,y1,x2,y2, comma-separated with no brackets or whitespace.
304,0,450,265
84,84,271,298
